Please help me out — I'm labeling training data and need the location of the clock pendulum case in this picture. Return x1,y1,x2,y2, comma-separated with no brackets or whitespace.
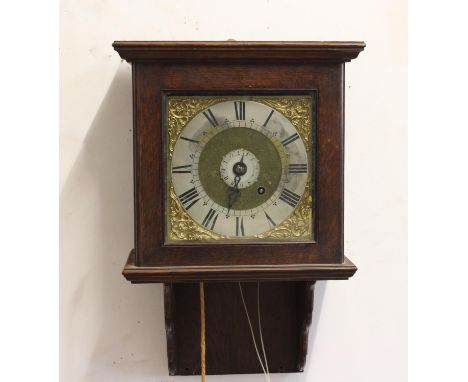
113,41,365,377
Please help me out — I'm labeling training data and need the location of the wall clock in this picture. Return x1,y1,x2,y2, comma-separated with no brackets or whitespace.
113,41,365,376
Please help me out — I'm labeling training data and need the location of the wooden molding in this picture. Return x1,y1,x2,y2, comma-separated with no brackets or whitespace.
297,282,315,371
164,284,177,375
123,250,357,283
113,41,365,63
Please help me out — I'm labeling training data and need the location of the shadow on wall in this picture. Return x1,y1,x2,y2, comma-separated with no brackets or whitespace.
61,63,167,382
60,62,327,382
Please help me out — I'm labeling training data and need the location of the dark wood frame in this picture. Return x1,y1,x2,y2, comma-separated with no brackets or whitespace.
113,41,365,283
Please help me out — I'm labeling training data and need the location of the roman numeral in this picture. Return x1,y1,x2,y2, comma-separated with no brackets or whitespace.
180,136,200,144
236,217,245,236
178,187,200,210
281,133,300,147
263,109,274,127
234,101,245,120
202,208,219,230
264,212,276,227
203,108,218,127
172,164,192,174
288,164,307,173
279,188,301,208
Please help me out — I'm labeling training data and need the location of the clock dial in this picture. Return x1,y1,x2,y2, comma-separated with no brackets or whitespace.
170,99,309,238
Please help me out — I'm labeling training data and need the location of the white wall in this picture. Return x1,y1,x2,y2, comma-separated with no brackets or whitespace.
60,1,407,381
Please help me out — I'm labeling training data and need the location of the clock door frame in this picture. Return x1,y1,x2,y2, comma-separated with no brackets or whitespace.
161,90,318,244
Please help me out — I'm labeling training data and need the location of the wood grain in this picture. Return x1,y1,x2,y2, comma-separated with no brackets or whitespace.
163,283,176,374
297,282,315,371
113,41,365,62
164,281,316,375
133,63,344,270
123,249,357,283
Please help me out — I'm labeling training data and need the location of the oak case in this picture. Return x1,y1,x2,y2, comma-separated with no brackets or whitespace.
113,42,363,282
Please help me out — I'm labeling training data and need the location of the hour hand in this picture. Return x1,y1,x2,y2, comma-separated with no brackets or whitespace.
227,176,240,212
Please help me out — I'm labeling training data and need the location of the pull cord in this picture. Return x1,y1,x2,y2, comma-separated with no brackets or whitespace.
238,282,270,382
200,282,206,382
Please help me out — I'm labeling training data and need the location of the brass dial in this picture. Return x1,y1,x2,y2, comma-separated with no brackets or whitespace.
169,98,311,239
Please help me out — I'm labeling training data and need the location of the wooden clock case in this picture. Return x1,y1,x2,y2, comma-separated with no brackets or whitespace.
113,41,365,376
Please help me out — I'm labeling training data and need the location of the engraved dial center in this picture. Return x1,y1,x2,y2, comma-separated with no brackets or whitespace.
220,149,260,189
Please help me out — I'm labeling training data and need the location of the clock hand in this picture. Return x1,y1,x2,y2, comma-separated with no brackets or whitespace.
234,174,241,190
227,152,247,213
227,175,241,213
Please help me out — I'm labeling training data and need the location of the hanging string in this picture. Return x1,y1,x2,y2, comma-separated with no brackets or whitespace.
200,282,206,382
257,283,270,378
238,282,271,382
